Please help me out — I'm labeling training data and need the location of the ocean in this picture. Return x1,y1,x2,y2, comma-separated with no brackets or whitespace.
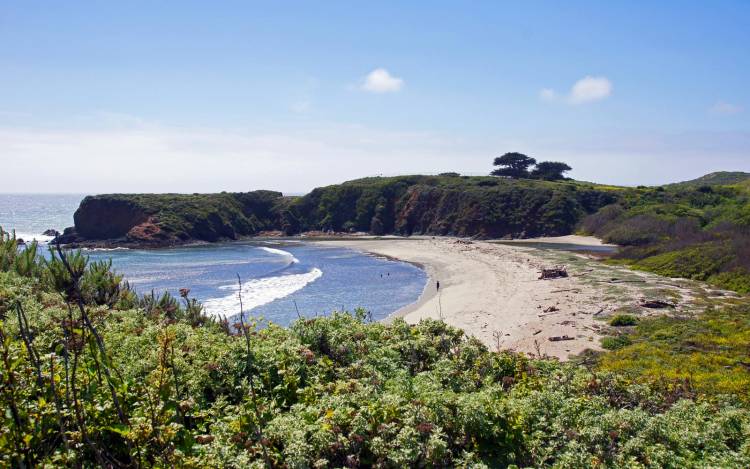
0,194,427,324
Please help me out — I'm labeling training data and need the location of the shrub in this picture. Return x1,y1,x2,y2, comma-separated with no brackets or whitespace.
609,314,639,326
601,335,633,350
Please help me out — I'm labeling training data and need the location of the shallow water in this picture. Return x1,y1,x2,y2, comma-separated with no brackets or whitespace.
0,194,427,324
84,241,427,324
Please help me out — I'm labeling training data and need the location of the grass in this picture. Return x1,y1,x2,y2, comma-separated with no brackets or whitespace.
598,304,750,399
600,334,633,350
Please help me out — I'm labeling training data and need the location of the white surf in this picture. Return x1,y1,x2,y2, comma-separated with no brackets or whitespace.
203,268,322,318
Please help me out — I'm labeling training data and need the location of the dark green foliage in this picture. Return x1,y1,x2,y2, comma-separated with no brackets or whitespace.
65,175,621,244
3,241,750,466
531,161,572,181
284,175,618,238
581,182,750,293
65,190,287,245
491,152,537,178
609,314,639,326
0,228,43,278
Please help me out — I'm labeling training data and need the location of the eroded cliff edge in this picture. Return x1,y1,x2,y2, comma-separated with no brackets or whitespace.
58,175,619,247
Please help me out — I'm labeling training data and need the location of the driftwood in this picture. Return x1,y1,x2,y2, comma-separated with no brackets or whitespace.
640,299,676,309
548,335,574,342
539,267,568,280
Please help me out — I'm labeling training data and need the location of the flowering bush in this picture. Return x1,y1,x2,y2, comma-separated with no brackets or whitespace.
1,235,749,467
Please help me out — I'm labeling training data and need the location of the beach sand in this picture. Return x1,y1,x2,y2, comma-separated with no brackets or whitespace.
316,236,728,360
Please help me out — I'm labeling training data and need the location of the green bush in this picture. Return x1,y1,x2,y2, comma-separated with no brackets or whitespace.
581,182,750,294
609,314,639,326
2,238,750,466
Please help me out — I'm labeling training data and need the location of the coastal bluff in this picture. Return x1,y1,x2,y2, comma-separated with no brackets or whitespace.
57,175,618,247
57,190,285,247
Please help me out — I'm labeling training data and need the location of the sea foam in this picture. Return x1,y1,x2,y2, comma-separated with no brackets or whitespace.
202,268,322,318
258,246,300,264
13,232,55,244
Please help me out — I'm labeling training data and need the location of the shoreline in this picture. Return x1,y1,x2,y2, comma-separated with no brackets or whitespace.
313,236,660,360
51,232,613,250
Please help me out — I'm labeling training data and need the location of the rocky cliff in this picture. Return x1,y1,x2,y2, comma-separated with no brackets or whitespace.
58,190,287,247
60,176,621,247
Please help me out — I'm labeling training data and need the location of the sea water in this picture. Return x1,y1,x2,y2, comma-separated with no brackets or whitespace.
1,194,427,325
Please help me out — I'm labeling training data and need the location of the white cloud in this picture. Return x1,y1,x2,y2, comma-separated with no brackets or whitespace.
710,101,743,115
539,75,612,105
362,68,404,93
569,76,612,104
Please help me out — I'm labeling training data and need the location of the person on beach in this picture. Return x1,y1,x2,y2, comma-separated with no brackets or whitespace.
436,280,440,291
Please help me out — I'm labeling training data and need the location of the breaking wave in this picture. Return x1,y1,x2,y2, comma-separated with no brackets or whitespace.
202,268,322,318
13,232,55,244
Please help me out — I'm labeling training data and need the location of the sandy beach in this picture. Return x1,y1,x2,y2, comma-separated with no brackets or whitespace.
316,236,726,360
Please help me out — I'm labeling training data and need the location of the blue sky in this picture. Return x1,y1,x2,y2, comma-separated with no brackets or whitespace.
1,1,749,192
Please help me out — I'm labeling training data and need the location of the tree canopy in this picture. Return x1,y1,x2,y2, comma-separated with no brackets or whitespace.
531,161,572,181
491,153,573,180
491,152,537,178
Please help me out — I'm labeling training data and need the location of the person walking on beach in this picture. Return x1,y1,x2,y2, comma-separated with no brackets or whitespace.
436,280,440,291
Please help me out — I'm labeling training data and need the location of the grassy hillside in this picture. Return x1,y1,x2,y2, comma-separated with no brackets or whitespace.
581,182,750,293
2,230,750,467
668,171,750,188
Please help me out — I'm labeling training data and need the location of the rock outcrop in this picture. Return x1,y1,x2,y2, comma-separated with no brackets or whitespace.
59,191,287,247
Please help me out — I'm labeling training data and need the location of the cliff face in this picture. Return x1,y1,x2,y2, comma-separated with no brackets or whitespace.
60,191,286,247
283,176,619,238
61,176,621,246
74,197,149,239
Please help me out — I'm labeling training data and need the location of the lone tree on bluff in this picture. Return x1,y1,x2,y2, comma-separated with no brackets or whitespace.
491,152,536,178
491,152,573,181
531,161,572,181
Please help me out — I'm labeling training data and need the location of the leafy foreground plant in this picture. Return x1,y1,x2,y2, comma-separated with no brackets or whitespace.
1,233,749,467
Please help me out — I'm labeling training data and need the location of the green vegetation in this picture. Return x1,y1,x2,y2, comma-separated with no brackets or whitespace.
62,190,286,244
609,314,639,327
581,181,750,294
668,171,750,188
66,175,619,244
530,161,572,181
490,153,572,181
491,152,538,178
600,334,633,350
599,304,750,399
62,169,750,300
283,175,616,238
3,229,750,467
